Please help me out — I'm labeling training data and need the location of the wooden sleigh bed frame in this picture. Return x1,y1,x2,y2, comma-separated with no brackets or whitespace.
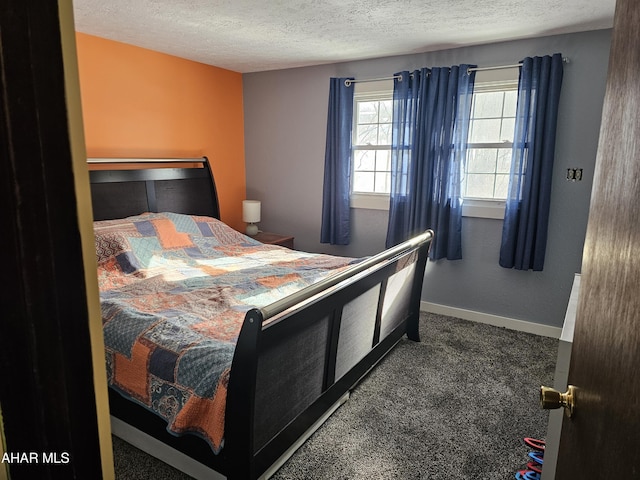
89,157,433,479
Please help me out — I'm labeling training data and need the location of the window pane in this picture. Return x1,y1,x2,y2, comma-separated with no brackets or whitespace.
379,100,393,123
500,118,515,142
376,150,391,171
374,172,390,193
494,174,510,199
353,172,374,192
378,123,392,145
472,92,504,118
469,119,502,143
503,90,518,115
467,148,497,173
465,174,495,198
496,148,512,173
358,101,378,124
354,150,376,171
356,123,379,145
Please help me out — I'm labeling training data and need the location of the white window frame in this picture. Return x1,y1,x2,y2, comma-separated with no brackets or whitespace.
350,79,393,211
461,67,520,219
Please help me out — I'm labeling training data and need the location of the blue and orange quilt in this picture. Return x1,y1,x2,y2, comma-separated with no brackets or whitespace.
96,212,357,453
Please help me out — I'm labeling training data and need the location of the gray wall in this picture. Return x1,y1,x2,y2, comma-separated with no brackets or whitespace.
243,29,611,328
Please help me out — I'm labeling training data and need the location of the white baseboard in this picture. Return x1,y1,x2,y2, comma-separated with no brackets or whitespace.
420,301,562,339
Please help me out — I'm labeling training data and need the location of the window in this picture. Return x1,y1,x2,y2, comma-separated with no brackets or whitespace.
352,96,393,194
462,67,519,218
349,70,519,217
464,68,519,202
350,80,393,210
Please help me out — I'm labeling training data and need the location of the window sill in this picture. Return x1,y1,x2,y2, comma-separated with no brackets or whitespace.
350,194,505,220
350,193,389,210
462,199,505,219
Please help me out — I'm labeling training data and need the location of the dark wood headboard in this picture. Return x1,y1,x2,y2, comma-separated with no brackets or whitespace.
88,157,220,221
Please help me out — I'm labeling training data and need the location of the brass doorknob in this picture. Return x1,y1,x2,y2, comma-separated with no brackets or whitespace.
540,385,576,418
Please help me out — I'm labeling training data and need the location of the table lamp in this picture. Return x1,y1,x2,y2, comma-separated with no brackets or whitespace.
242,200,261,235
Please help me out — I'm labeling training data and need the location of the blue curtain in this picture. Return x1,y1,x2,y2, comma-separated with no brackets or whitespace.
320,78,354,245
385,65,475,261
499,54,564,271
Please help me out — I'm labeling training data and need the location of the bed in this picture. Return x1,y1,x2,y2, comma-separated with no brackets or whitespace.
89,157,433,479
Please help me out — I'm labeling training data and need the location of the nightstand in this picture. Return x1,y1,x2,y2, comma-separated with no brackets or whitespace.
252,231,295,249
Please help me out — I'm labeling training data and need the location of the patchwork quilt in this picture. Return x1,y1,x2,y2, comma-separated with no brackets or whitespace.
96,212,358,453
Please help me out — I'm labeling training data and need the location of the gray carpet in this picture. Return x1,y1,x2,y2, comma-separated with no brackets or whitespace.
113,312,558,479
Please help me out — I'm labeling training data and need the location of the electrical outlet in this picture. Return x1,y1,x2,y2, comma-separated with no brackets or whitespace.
566,168,583,181
575,168,583,181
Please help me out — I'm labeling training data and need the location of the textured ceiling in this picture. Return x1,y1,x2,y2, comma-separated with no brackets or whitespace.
72,0,616,73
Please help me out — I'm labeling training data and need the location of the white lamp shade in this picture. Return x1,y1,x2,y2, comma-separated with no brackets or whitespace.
242,200,261,223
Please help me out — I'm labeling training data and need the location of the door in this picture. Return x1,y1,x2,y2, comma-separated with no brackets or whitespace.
0,1,112,478
554,0,640,477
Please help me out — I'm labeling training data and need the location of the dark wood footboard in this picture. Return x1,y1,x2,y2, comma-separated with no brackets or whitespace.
224,229,433,479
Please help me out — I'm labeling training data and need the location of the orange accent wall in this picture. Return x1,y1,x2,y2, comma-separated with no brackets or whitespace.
75,33,246,229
